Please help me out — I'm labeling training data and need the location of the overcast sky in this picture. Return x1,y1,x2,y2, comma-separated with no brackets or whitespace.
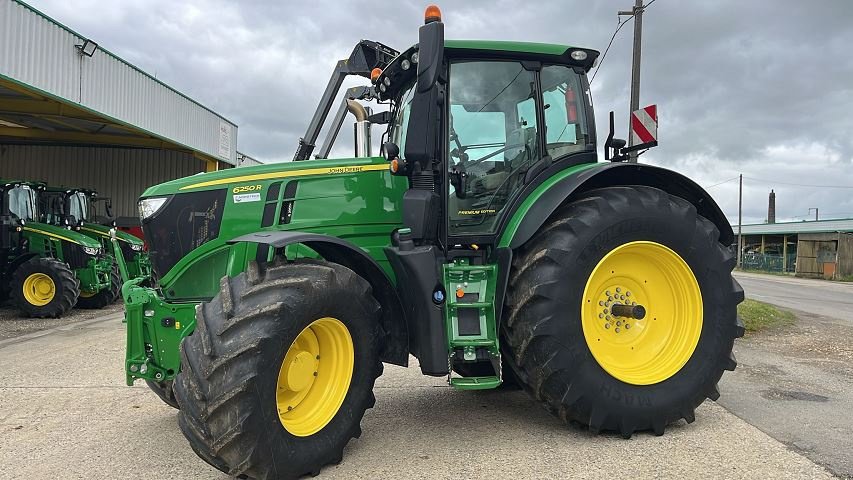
26,0,853,225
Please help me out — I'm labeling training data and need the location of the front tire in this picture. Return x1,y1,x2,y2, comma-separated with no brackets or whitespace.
76,267,120,309
174,260,382,479
502,186,744,437
145,379,179,409
11,258,80,318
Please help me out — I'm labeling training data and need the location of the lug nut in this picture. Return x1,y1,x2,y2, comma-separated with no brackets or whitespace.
616,321,622,326
599,301,604,306
626,292,631,297
616,288,621,293
605,323,610,329
599,313,604,319
625,324,631,329
615,328,621,333
606,290,611,296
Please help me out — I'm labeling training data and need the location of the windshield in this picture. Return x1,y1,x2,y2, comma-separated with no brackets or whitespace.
7,186,37,221
70,192,89,222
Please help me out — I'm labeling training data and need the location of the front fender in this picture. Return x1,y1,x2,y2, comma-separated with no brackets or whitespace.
228,231,409,367
498,162,733,249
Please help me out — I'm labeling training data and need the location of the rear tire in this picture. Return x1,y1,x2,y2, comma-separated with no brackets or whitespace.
145,379,179,409
502,186,744,437
76,267,120,309
174,259,382,479
11,258,79,318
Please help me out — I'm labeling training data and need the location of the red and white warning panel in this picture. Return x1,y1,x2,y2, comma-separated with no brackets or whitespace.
630,104,658,148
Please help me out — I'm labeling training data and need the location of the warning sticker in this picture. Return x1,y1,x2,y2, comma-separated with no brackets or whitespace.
233,193,261,203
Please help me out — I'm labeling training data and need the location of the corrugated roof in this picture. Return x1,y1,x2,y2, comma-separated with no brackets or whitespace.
733,218,853,235
0,0,237,164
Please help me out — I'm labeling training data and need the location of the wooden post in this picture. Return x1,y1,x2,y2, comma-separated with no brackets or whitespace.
782,235,788,272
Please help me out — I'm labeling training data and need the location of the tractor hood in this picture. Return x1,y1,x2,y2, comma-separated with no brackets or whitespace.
79,223,143,245
22,221,103,249
139,157,388,198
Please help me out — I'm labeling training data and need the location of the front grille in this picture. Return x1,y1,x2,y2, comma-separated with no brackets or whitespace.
143,190,226,279
120,241,137,263
62,241,90,269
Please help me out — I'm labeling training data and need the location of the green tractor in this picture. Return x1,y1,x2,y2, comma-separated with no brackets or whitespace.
117,6,743,479
39,186,151,301
0,181,112,317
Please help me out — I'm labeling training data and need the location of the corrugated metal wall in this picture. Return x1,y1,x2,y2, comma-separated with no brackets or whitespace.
0,144,204,218
0,0,238,164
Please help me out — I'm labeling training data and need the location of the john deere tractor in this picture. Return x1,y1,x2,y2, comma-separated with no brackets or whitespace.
0,181,112,317
117,6,743,479
39,186,150,308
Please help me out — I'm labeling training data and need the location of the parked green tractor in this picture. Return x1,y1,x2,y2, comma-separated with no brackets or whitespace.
117,6,743,479
40,186,151,293
0,180,112,317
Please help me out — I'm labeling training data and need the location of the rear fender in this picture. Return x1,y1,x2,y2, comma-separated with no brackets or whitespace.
499,162,733,249
229,231,409,367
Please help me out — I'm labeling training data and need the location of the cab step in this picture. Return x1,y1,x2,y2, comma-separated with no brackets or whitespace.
450,376,502,390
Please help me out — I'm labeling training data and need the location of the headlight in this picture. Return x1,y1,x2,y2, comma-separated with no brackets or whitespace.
82,246,100,256
139,197,169,220
130,243,144,251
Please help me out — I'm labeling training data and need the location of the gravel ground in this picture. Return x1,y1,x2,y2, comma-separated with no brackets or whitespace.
0,312,834,480
0,301,124,340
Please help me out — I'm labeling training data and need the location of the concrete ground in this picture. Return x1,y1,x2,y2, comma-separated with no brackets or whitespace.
0,302,124,340
718,272,853,478
0,310,833,479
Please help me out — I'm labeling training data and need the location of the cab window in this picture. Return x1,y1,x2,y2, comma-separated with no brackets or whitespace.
541,64,589,159
447,61,539,235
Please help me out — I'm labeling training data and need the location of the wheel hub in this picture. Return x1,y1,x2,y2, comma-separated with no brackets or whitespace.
595,286,645,334
284,350,318,392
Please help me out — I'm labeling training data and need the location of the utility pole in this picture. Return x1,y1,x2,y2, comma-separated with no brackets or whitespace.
809,207,819,221
737,174,743,268
619,0,644,162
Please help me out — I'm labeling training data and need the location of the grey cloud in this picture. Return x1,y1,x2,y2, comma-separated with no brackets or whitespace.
26,0,853,224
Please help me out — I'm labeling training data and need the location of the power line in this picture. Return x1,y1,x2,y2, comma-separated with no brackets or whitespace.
705,176,739,189
742,176,853,189
590,0,657,85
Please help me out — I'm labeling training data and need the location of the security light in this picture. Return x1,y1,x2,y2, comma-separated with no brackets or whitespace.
75,39,98,57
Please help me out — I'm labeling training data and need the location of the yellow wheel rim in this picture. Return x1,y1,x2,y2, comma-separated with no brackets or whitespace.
276,317,354,436
582,241,703,385
22,273,56,306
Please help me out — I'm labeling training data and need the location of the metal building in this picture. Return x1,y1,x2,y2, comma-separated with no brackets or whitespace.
736,219,853,280
0,0,239,222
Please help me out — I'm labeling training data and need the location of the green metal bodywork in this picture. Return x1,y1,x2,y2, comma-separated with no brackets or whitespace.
21,222,112,294
122,156,408,384
445,39,574,56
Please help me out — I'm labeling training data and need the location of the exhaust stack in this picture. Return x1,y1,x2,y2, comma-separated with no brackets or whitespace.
347,100,372,158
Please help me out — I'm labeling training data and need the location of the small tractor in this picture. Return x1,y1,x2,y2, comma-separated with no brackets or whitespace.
116,6,743,479
0,180,112,317
39,186,151,305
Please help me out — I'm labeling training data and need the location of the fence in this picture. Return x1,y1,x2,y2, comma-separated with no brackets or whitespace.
741,253,797,273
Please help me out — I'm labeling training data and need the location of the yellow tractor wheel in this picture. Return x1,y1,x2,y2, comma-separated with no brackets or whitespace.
502,186,744,437
174,260,381,479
